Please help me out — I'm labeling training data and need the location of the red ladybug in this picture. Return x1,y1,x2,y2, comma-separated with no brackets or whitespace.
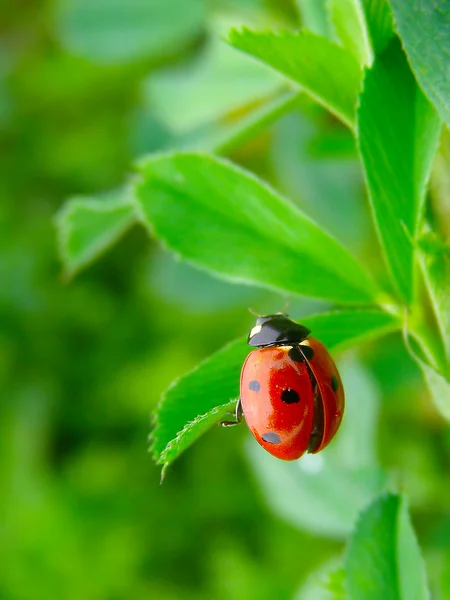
224,313,344,461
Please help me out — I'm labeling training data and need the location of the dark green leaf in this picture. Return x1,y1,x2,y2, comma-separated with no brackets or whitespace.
135,152,380,303
419,234,450,363
345,494,429,600
389,0,450,127
357,39,441,304
361,0,394,54
55,190,136,278
227,29,362,127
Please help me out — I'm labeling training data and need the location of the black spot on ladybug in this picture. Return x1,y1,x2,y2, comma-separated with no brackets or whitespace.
300,345,314,360
288,346,304,362
262,432,281,445
331,375,339,392
281,389,300,404
249,380,260,392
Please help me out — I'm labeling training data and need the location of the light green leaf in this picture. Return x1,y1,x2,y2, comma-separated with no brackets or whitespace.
147,37,282,133
295,561,347,600
361,0,394,54
58,0,205,64
135,152,380,303
247,360,385,538
296,0,333,38
160,400,237,479
301,309,400,352
357,39,441,304
328,0,373,65
227,29,362,128
150,337,248,462
389,0,450,127
55,189,136,278
345,494,429,600
57,91,301,276
151,309,397,471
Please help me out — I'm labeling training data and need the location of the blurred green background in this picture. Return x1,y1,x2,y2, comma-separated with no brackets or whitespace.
2,0,450,598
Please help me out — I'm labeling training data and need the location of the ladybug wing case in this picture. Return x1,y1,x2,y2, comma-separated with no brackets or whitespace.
240,346,315,461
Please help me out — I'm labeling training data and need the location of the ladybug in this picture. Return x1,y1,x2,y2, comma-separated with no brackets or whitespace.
223,313,344,460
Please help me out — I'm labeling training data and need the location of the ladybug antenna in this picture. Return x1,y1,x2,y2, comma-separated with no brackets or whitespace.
248,307,262,317
280,299,290,314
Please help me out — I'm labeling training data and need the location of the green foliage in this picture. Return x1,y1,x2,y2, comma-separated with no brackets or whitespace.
55,189,136,277
227,29,362,127
389,0,450,127
152,311,399,472
361,0,394,53
7,0,450,596
247,360,385,539
357,39,441,304
136,152,379,302
328,0,373,65
58,0,206,64
345,494,429,599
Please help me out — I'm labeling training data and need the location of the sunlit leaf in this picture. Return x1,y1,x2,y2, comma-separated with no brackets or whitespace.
55,189,136,278
357,39,441,304
345,494,429,600
328,0,372,65
389,0,450,127
135,152,380,303
227,29,362,128
295,0,332,38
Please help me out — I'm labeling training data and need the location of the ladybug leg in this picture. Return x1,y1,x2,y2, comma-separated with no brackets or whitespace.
221,398,243,427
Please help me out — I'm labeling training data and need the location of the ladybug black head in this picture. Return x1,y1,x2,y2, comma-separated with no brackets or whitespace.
248,313,310,347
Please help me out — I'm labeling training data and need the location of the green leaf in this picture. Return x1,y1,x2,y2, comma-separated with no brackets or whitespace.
247,360,385,538
56,91,301,276
58,0,205,64
160,400,237,480
357,39,441,304
389,0,450,128
345,494,429,600
361,0,394,54
147,37,282,133
55,189,136,278
303,309,400,352
328,0,373,65
150,337,249,462
419,234,450,363
165,90,302,155
135,152,380,303
151,309,398,471
295,0,333,38
420,362,450,421
227,29,362,128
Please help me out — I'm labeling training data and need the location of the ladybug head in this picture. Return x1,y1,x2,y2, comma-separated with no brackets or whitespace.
247,313,310,347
